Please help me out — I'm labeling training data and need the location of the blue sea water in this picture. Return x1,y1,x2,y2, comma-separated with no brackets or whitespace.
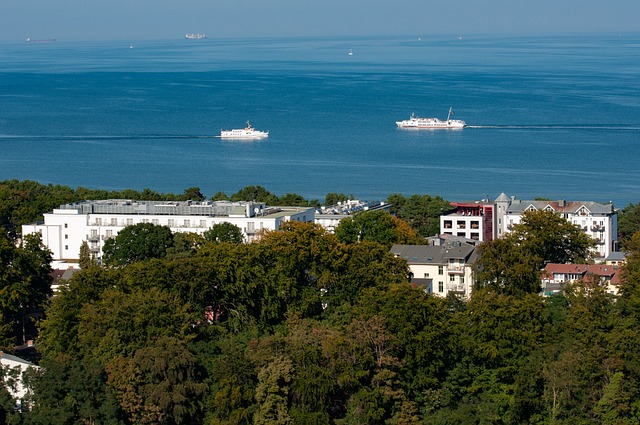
1,34,639,206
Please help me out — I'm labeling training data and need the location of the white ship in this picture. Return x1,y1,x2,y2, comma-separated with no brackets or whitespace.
396,107,466,129
185,33,207,39
218,121,269,139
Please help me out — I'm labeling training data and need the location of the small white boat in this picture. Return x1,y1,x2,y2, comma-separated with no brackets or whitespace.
396,107,466,129
348,49,353,56
218,121,269,139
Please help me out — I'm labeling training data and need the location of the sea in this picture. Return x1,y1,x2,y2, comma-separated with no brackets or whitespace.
1,33,639,206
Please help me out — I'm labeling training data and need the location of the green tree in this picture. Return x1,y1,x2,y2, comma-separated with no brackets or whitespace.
324,193,352,206
106,337,206,425
253,356,293,425
277,193,309,207
78,240,95,269
387,193,453,237
335,210,416,246
514,209,595,267
230,186,278,204
203,222,244,244
181,186,205,202
211,191,229,201
102,223,174,267
618,203,640,250
0,231,52,347
23,354,124,425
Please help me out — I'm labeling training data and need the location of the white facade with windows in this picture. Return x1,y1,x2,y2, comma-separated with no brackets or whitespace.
22,200,315,261
391,236,479,298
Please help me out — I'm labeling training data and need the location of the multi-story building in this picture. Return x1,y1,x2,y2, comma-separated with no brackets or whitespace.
22,199,315,262
440,193,618,259
314,200,392,233
391,235,479,298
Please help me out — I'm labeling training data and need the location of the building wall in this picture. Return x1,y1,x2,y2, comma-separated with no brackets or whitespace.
23,203,315,262
408,261,474,298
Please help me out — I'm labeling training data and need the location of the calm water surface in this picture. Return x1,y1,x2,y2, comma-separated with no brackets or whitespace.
1,34,639,205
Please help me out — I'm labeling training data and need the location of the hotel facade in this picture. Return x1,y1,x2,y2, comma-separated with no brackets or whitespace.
23,200,315,262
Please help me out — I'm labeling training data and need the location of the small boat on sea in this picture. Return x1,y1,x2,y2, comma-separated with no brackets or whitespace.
26,37,56,43
218,121,269,139
396,107,466,129
185,33,207,39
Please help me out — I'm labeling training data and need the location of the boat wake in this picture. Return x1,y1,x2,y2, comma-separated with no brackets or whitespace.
466,124,640,131
0,134,214,141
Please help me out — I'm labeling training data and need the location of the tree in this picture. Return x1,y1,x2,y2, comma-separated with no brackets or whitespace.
387,193,453,237
102,223,174,267
180,186,205,202
230,186,278,204
211,191,229,201
0,231,52,347
106,337,206,425
203,222,244,244
277,193,309,207
474,234,543,296
324,193,351,206
78,240,95,269
618,203,640,250
514,209,595,267
253,356,293,425
335,210,417,246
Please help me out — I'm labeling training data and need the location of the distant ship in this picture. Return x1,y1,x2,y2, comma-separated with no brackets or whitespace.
26,37,56,43
396,107,466,129
185,33,207,39
218,121,269,139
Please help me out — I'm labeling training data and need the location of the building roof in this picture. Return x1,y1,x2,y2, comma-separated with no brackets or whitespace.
391,242,477,265
606,251,628,262
506,199,615,215
542,263,622,285
0,352,35,367
495,192,510,202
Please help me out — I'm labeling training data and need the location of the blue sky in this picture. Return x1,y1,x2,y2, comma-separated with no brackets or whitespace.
2,0,639,41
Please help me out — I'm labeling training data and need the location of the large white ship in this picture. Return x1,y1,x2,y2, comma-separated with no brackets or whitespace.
396,107,466,129
185,33,207,39
218,121,269,139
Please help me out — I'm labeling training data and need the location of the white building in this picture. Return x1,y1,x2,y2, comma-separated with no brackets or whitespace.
391,235,479,298
22,200,315,262
314,200,391,233
500,197,617,260
0,352,39,409
440,193,618,260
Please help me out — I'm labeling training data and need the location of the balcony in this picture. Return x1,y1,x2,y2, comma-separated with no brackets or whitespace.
447,265,465,274
591,225,605,232
447,284,466,293
88,235,100,242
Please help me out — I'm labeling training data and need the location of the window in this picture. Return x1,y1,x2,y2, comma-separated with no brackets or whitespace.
200,220,206,228
460,276,465,284
438,266,443,275
126,218,133,226
65,245,68,250
438,282,444,292
423,273,429,278
106,230,113,238
247,222,255,233
65,234,68,239
96,218,102,225
184,219,190,227
152,219,159,225
64,223,68,228
168,219,175,227
111,218,117,226
449,276,456,282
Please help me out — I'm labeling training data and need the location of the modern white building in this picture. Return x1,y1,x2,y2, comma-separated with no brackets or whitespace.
314,200,391,233
440,193,618,260
22,200,315,262
391,235,479,298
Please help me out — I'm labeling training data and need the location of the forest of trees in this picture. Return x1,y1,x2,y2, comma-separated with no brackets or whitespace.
2,179,640,424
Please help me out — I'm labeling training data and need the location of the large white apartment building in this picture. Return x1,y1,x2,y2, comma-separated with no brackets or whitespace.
22,200,315,262
441,193,618,260
391,235,479,298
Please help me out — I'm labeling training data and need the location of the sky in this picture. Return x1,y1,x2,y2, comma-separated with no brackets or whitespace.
1,0,639,42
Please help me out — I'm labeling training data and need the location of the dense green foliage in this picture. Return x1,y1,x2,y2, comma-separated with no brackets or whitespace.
386,193,453,237
203,222,244,244
102,223,175,267
3,179,640,424
618,202,640,250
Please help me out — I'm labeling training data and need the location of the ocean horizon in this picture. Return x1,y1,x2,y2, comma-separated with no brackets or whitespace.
1,33,639,206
